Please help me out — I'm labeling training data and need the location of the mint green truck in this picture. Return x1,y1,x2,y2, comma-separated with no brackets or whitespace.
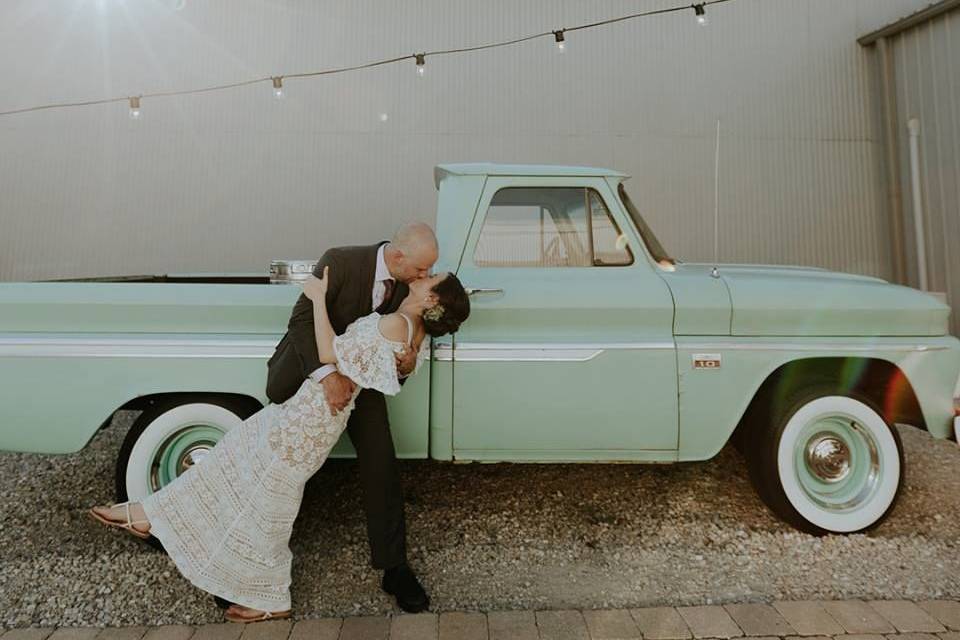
1,163,958,536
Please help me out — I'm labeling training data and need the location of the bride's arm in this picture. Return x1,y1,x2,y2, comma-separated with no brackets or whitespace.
302,267,337,365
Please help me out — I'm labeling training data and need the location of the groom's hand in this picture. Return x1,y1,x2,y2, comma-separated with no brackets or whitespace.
396,346,416,378
321,371,356,415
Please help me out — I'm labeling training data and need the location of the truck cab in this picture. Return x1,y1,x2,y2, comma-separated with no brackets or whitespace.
428,164,680,463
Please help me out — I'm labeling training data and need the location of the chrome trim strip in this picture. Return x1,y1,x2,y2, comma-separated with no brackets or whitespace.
432,339,950,362
1,333,944,361
443,348,604,362
0,334,278,359
680,342,948,352
432,341,675,362
449,341,676,350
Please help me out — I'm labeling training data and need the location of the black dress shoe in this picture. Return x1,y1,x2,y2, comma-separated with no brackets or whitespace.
382,562,429,613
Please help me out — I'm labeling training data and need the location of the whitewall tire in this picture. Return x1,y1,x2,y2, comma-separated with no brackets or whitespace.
746,383,905,535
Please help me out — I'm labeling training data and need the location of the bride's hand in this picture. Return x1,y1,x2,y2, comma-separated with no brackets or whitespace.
302,267,329,302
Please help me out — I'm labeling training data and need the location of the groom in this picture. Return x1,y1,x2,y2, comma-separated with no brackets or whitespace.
264,221,439,613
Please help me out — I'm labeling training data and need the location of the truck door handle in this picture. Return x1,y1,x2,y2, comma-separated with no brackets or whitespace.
465,287,504,296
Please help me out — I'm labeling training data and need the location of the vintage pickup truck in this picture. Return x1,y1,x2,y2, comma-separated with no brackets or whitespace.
1,163,958,537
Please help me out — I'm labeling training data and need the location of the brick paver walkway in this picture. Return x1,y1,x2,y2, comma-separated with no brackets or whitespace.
1,600,958,640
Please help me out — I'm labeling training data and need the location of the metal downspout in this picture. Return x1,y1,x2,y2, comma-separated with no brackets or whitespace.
877,37,907,285
907,118,929,291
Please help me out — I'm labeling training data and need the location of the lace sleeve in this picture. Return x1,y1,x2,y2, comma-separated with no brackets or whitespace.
332,314,402,395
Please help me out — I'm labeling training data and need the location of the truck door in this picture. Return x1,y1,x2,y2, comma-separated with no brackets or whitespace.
450,176,678,461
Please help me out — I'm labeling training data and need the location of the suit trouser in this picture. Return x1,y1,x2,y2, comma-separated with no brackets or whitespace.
344,388,408,570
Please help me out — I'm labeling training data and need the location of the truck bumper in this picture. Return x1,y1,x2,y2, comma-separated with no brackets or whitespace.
953,396,960,443
898,335,960,441
953,374,960,443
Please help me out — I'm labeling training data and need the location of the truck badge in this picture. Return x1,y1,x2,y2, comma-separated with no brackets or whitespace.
692,353,721,369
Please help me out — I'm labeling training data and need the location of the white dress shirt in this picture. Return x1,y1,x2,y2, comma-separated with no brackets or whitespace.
309,243,395,383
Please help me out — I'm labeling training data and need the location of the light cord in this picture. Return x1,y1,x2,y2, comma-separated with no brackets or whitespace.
0,0,732,118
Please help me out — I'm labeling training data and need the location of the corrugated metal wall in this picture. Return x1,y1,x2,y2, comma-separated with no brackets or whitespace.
0,0,933,292
888,7,960,334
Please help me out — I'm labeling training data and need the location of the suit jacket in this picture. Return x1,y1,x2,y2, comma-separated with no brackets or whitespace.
265,241,410,404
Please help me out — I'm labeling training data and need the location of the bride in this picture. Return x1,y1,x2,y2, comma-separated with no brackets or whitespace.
88,266,470,623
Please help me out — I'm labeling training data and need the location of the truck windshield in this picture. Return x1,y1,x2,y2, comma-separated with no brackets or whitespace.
617,183,675,265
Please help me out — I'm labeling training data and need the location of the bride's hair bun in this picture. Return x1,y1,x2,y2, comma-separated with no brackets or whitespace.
423,273,470,337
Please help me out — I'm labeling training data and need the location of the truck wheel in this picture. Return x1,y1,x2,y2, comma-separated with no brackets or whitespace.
746,383,904,535
114,395,261,550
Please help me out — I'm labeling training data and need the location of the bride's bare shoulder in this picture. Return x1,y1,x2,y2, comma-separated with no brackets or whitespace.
376,313,408,343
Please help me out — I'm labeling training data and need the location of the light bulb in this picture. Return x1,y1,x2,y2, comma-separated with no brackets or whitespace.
415,53,425,77
128,96,141,120
694,4,708,26
379,113,389,122
272,77,284,99
553,30,566,53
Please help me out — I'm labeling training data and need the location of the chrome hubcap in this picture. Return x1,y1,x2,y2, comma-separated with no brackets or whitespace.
180,444,213,472
794,415,882,512
149,425,224,492
805,433,851,483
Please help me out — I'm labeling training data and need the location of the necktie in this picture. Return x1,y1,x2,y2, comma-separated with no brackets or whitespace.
376,278,396,313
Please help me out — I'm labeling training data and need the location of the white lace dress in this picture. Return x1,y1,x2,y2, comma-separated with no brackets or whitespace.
140,312,428,612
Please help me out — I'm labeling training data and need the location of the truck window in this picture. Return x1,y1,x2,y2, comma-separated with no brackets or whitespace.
589,190,633,266
617,182,674,265
473,187,633,268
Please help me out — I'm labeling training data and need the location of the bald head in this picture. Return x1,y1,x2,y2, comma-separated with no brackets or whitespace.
392,221,438,255
385,221,439,284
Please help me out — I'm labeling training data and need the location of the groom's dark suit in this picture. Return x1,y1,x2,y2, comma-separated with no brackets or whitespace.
265,241,410,570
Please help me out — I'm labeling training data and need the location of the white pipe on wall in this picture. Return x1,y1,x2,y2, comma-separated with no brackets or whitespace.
907,117,928,292
876,37,907,285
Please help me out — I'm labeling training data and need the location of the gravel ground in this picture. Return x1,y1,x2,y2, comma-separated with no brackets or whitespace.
1,412,958,628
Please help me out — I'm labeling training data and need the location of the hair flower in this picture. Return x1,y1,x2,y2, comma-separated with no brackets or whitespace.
423,304,445,322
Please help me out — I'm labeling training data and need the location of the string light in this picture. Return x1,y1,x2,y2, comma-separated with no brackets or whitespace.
693,3,708,26
553,30,566,52
128,96,141,120
0,0,733,119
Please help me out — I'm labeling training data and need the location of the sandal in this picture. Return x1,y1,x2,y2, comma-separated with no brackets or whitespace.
88,501,152,539
224,606,292,623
